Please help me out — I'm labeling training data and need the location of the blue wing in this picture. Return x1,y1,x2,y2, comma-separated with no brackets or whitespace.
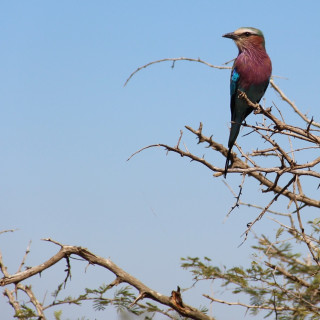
230,68,240,118
230,68,240,97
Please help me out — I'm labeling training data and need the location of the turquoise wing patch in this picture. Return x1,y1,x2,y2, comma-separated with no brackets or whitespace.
230,69,240,96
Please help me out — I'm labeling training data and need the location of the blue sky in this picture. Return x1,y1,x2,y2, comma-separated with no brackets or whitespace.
0,1,319,319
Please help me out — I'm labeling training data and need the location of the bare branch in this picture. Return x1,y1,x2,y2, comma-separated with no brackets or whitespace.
124,57,230,87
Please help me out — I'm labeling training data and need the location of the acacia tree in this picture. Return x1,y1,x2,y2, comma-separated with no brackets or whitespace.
1,58,319,320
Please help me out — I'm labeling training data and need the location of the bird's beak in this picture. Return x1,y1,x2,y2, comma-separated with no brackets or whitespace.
222,32,237,40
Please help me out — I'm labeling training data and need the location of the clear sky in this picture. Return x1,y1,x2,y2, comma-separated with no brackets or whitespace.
1,1,319,319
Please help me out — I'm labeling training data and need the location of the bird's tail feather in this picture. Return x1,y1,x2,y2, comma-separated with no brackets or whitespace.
224,122,242,178
224,148,232,178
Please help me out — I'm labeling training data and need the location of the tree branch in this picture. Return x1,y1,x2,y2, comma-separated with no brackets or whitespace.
1,238,213,320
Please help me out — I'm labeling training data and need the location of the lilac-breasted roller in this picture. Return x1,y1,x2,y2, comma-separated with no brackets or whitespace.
223,27,272,177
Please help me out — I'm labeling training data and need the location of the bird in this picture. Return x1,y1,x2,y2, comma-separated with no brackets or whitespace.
222,27,272,177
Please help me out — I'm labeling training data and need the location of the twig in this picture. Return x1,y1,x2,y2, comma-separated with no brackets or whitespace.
129,292,147,308
203,294,296,312
124,57,230,86
17,240,32,273
225,174,246,217
0,229,17,236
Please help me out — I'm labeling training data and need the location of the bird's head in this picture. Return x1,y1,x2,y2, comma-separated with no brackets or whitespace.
223,27,266,52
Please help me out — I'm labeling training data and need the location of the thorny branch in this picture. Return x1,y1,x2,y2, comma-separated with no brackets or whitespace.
126,56,319,249
1,57,319,319
128,123,320,208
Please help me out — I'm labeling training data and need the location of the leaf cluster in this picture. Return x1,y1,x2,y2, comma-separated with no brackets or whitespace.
181,223,320,319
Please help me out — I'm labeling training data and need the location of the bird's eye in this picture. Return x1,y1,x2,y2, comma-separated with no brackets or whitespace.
244,32,251,37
